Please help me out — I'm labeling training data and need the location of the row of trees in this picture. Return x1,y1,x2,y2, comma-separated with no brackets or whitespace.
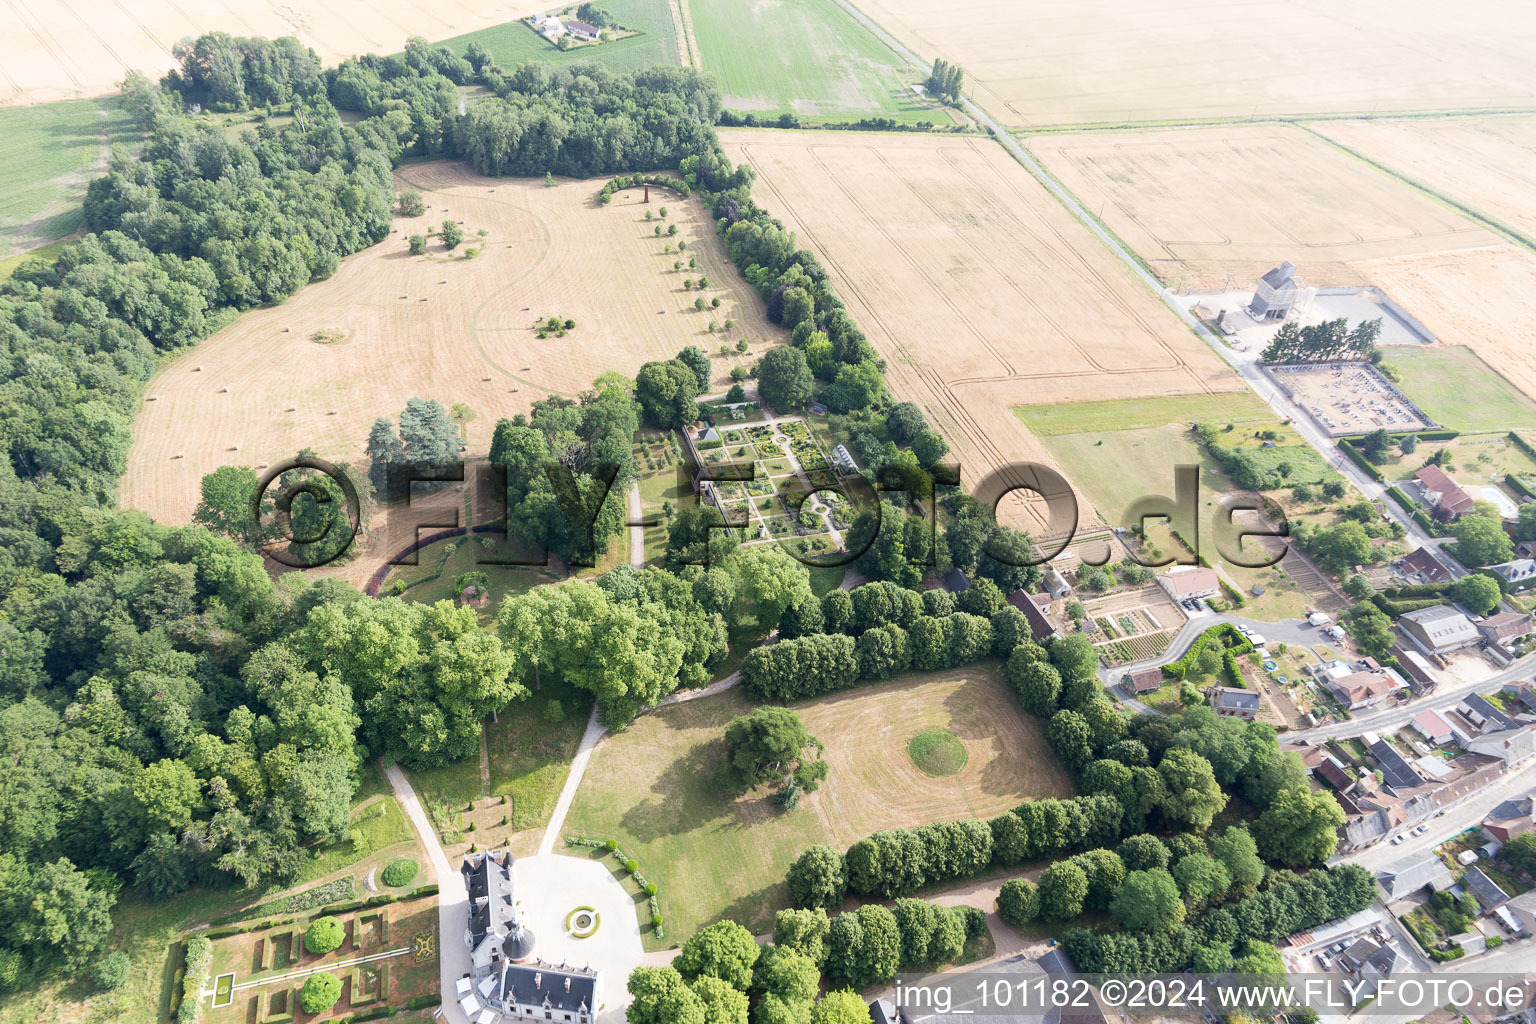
1261,317,1382,363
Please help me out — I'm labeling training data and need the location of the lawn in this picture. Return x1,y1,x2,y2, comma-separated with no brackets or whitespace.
1383,346,1536,432
1015,392,1273,436
431,0,681,76
1380,432,1536,490
0,96,138,257
688,0,940,124
487,677,593,830
381,533,556,618
562,663,1072,946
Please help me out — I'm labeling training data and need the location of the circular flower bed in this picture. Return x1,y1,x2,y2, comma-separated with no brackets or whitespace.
565,906,601,938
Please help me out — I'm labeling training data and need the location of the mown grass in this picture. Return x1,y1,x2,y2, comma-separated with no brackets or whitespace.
488,677,593,829
688,0,939,124
1015,392,1272,436
430,0,681,76
1384,346,1536,432
0,96,138,255
906,727,969,777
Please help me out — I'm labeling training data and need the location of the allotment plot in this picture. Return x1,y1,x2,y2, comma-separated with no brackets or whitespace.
719,128,1244,534
851,0,1536,127
1027,124,1499,290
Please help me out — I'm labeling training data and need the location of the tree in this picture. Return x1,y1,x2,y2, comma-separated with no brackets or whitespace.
1171,853,1230,910
92,951,131,991
441,219,463,248
812,990,871,1024
1344,601,1396,661
635,359,702,429
787,845,845,910
1451,506,1515,566
677,346,712,391
996,878,1040,926
675,920,760,992
1503,831,1536,876
1110,868,1185,932
396,188,425,216
366,416,405,496
1254,785,1344,866
1342,573,1374,600
773,908,830,965
398,397,461,465
305,916,344,954
1359,428,1392,463
757,347,814,412
1310,521,1372,573
1399,433,1418,454
408,233,426,254
690,976,748,1024
20,859,115,968
1452,573,1502,616
300,972,342,1013
850,904,901,986
1157,748,1227,831
1211,826,1265,896
192,464,261,545
1038,861,1089,921
1047,710,1094,771
751,944,818,1006
628,967,705,1024
1117,834,1170,871
714,707,823,796
1007,655,1061,717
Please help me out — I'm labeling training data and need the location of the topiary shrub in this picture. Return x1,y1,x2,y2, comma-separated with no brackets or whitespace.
300,972,342,1013
305,917,345,955
381,858,419,888
624,859,639,873
92,951,131,991
644,882,657,896
604,839,618,851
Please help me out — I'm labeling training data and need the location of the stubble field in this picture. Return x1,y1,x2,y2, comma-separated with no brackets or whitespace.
847,0,1536,127
1027,124,1501,290
1313,116,1536,244
120,161,784,531
0,0,549,106
719,128,1244,534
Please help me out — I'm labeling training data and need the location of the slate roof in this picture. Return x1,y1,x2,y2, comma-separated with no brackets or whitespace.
501,961,597,1014
1490,559,1536,585
1368,738,1423,790
1464,693,1519,731
1377,851,1453,900
1462,865,1511,910
1210,686,1260,713
943,568,969,592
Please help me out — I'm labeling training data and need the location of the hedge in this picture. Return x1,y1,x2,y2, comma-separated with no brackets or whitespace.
1371,593,1445,618
1336,440,1384,481
1412,507,1436,534
179,936,212,1024
1385,485,1417,512
1382,583,1450,599
598,173,691,204
1162,624,1252,679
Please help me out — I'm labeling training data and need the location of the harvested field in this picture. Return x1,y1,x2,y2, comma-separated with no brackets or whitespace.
121,162,784,549
1313,116,1536,245
563,664,1071,940
849,0,1536,127
0,0,548,106
1357,247,1536,405
1027,124,1500,289
719,128,1244,534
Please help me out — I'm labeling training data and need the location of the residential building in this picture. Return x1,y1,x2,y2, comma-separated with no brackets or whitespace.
1207,686,1261,720
1157,565,1220,601
1391,645,1438,693
1397,547,1453,585
1414,465,1475,517
1488,558,1536,590
1368,738,1423,790
1316,755,1357,793
1008,589,1058,643
1462,693,1518,732
1336,936,1400,980
1410,709,1455,746
1376,851,1454,901
458,850,601,1023
1466,723,1536,767
1249,261,1300,320
1478,611,1533,645
1328,671,1399,710
1398,605,1480,655
1123,666,1163,694
565,18,600,40
537,15,566,38
1482,795,1535,843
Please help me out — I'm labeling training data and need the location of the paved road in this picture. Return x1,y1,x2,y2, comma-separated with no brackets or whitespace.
385,764,471,1024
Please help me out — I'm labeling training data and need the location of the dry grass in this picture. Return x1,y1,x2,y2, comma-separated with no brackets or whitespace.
849,0,1536,126
121,162,785,582
719,128,1244,534
1313,115,1536,244
0,0,549,106
563,663,1071,940
1027,124,1500,289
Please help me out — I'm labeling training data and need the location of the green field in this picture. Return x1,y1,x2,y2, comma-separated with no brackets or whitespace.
1383,346,1536,432
432,0,681,75
689,0,939,122
1015,392,1273,436
0,97,137,257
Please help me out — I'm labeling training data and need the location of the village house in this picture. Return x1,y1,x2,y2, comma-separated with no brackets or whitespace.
1396,546,1454,585
1466,723,1536,768
1328,670,1400,711
1123,666,1163,694
1414,465,1475,518
565,18,601,41
1488,558,1536,591
1008,589,1058,642
1483,795,1536,843
1398,605,1480,655
1206,685,1261,720
1376,850,1454,902
1409,708,1456,746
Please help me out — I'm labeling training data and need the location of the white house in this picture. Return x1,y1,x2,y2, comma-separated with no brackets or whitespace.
565,18,601,41
537,15,566,38
1158,565,1220,601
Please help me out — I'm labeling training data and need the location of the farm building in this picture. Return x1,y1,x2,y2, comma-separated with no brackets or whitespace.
1413,465,1475,518
1157,565,1219,601
1479,611,1534,644
1008,589,1058,642
565,18,600,40
1376,851,1453,901
1206,686,1260,720
1398,605,1479,655
535,14,565,38
1249,261,1301,320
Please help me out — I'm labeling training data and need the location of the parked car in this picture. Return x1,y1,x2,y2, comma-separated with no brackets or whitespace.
1414,824,1431,835
1315,953,1331,970
1392,833,1409,844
